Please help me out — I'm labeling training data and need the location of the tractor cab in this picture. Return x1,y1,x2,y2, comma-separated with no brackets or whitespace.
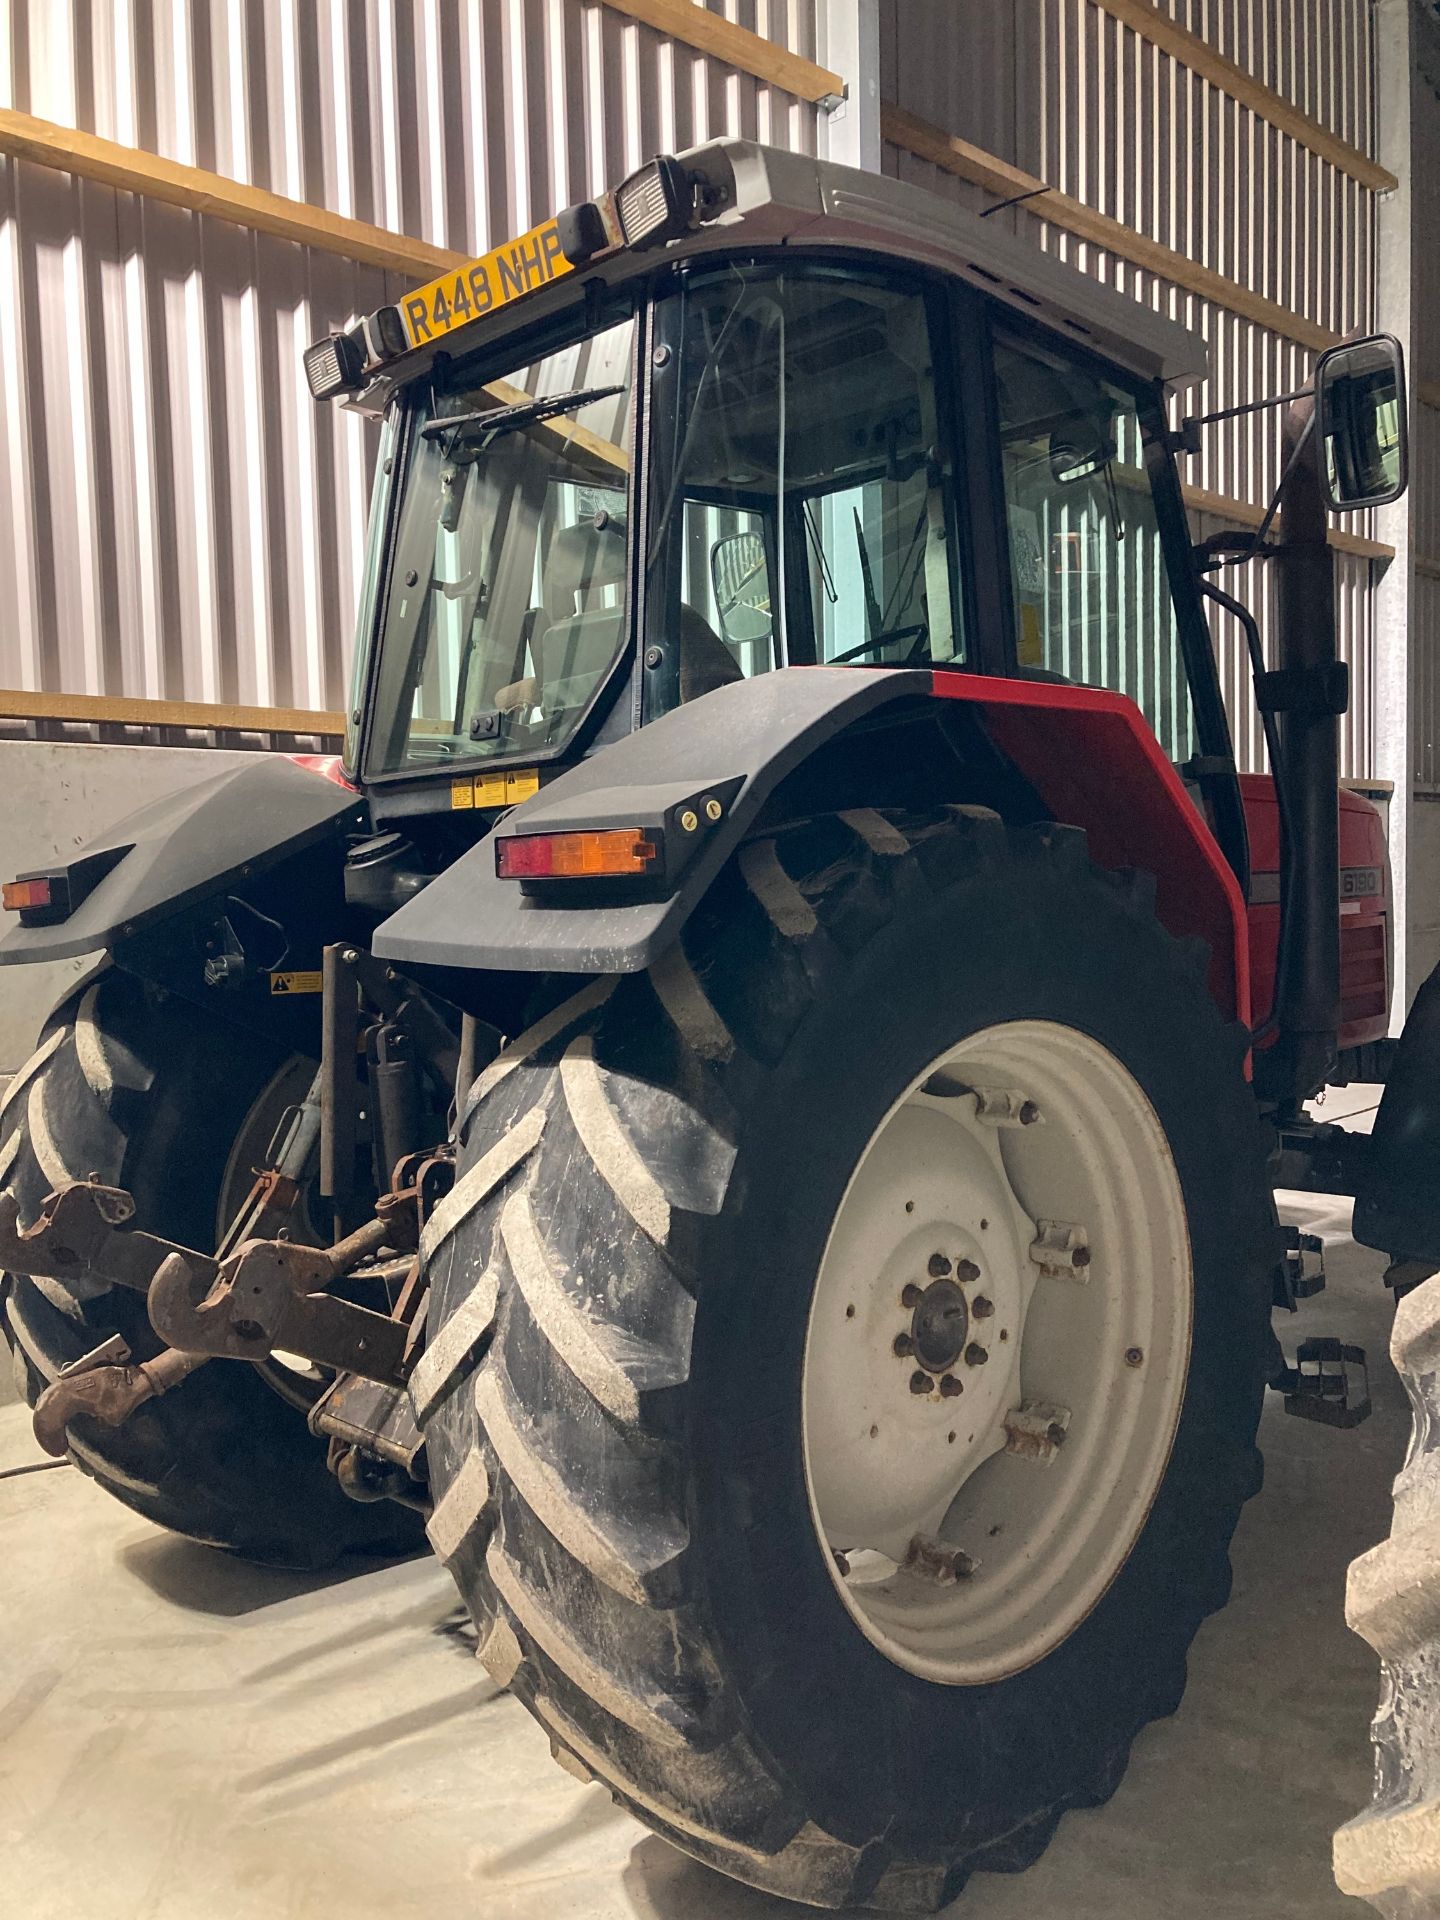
324,143,1228,871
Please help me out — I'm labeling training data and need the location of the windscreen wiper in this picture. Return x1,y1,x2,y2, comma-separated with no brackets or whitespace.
423,383,625,445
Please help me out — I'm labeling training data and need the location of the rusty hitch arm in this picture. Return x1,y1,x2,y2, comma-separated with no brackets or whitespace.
0,1182,218,1298
0,1182,224,1455
5,1178,421,1458
147,1212,414,1388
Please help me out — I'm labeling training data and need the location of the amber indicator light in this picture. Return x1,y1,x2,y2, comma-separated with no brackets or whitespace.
496,828,660,880
2,877,52,913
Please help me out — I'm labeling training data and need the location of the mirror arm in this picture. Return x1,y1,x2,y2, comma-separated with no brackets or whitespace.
1175,383,1312,457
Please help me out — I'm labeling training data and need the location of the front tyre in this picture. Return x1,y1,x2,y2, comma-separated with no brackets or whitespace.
422,808,1276,1907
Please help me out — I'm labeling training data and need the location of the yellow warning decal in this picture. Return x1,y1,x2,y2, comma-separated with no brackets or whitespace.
450,769,541,810
475,769,541,809
270,970,324,996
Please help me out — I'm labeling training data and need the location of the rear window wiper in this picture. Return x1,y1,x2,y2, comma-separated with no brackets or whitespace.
423,383,625,445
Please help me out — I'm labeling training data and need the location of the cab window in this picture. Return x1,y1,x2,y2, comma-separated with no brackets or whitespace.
995,331,1195,763
648,263,966,710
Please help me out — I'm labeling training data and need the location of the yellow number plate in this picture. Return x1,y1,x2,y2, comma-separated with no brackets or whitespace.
401,219,575,350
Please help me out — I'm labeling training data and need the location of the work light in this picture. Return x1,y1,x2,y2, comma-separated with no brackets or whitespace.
303,329,365,401
360,304,408,366
614,156,693,249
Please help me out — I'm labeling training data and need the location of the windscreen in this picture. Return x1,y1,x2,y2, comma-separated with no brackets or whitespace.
364,312,635,777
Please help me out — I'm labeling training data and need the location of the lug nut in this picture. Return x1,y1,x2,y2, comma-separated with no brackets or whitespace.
971,1295,994,1319
909,1370,931,1395
1019,1100,1040,1125
1073,1245,1092,1269
956,1259,981,1283
1125,1346,1144,1368
901,1282,923,1309
964,1342,989,1367
893,1332,914,1358
940,1373,964,1398
1046,1422,1068,1448
928,1252,952,1278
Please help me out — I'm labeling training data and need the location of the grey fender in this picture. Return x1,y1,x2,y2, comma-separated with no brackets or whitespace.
372,667,932,975
0,756,365,965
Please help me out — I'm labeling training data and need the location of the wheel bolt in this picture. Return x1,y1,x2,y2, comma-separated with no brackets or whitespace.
928,1252,952,1278
956,1259,981,1283
1046,1422,1068,1448
964,1342,989,1367
1073,1245,1092,1269
900,1282,923,1309
940,1373,963,1398
1019,1100,1040,1125
971,1295,994,1319
909,1370,931,1395
893,1332,914,1358
1125,1346,1144,1368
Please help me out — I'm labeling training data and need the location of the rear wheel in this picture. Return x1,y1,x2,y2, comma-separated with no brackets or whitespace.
420,808,1276,1906
1,968,421,1567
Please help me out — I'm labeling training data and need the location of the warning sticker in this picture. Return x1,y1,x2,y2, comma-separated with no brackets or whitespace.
270,970,323,996
452,769,541,810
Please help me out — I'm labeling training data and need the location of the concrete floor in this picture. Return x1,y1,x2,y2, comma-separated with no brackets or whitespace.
0,1086,1406,1919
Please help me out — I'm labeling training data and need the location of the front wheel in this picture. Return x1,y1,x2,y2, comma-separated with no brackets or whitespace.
421,808,1277,1907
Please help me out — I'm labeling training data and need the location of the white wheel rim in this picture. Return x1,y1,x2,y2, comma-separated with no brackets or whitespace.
801,1019,1192,1685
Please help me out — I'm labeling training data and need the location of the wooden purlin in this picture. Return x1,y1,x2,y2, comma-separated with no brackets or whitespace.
594,0,844,103
0,689,344,738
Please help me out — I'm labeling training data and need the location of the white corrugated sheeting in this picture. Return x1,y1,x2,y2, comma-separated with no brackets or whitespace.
0,0,821,718
880,0,1381,779
1408,18,1440,791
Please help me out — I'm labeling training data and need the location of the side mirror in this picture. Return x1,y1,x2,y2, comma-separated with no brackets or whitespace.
710,531,773,646
1314,333,1408,512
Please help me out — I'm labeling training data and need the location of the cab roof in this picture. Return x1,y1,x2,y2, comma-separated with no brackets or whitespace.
360,139,1208,409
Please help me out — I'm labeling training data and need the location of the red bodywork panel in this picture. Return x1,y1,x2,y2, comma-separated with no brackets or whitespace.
930,672,1249,1025
1240,772,1390,1049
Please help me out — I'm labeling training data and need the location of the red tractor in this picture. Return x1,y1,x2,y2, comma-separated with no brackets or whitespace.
0,142,1423,1907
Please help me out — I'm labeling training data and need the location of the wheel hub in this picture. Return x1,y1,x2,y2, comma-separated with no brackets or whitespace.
909,1275,970,1373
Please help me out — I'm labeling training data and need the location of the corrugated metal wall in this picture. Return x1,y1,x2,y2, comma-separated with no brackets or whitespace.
1,0,1390,781
0,0,820,719
1408,17,1440,791
881,0,1382,779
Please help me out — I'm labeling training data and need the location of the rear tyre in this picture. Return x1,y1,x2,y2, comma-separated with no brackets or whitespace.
421,809,1276,1907
1,968,422,1567
1336,1274,1440,1914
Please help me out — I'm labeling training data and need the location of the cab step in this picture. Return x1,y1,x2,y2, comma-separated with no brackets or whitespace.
1272,1336,1371,1429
